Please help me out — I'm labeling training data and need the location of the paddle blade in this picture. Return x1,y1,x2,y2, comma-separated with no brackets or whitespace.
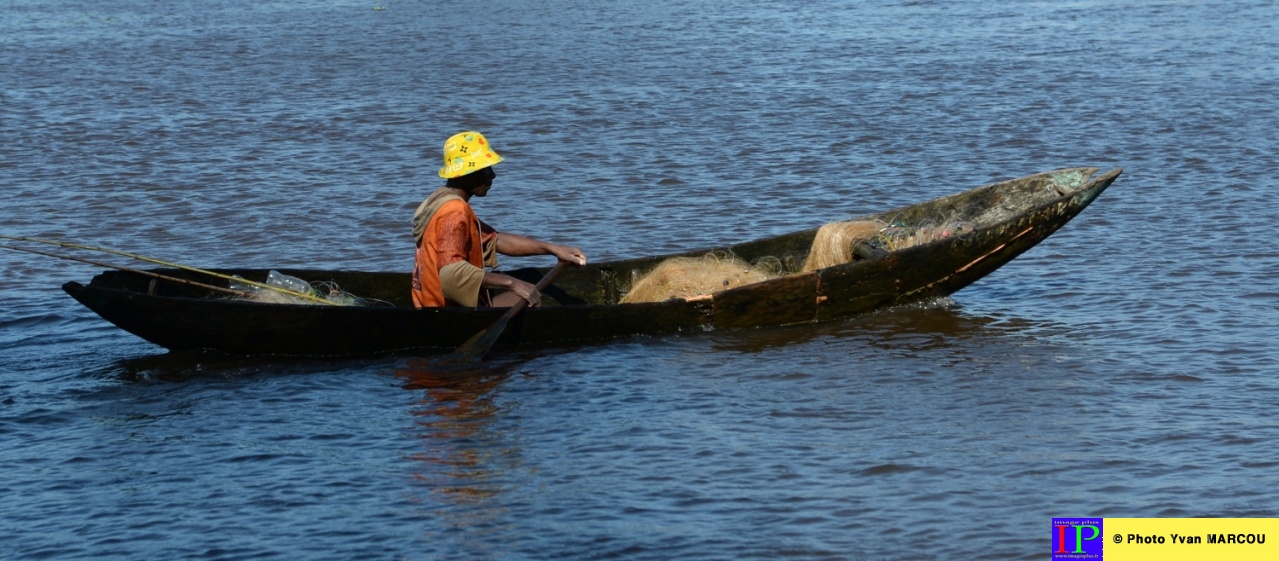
452,314,516,360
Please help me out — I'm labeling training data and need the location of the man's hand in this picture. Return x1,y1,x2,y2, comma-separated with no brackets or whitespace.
549,244,587,266
507,277,542,306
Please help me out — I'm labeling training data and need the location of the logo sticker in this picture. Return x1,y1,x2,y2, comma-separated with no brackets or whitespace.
1053,518,1104,559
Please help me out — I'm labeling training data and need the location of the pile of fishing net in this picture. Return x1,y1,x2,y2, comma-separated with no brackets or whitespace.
229,270,367,306
620,252,783,304
622,217,975,303
800,220,889,271
801,218,975,271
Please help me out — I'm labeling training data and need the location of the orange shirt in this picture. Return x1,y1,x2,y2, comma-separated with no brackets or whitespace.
412,199,497,307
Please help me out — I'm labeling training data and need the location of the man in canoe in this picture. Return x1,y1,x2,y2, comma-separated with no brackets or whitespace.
411,131,587,308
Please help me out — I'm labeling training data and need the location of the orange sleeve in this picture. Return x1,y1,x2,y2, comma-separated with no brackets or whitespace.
434,208,474,269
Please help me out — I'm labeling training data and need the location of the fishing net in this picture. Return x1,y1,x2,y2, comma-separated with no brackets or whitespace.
800,220,888,272
229,271,367,306
237,281,365,306
622,216,977,304
868,218,975,252
801,217,977,271
620,251,782,304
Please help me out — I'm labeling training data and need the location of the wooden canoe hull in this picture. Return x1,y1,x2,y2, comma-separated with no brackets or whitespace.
63,167,1121,357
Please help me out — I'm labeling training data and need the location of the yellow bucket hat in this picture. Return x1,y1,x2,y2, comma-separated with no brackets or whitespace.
438,131,504,179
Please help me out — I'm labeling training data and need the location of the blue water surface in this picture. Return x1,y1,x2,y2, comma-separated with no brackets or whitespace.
2,1,1278,559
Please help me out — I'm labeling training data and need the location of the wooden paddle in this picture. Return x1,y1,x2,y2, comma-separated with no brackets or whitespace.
452,261,569,360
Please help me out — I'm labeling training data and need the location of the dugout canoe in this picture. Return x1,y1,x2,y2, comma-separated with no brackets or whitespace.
62,167,1121,357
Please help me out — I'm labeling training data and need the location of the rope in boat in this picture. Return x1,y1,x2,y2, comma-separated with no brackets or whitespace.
0,234,337,305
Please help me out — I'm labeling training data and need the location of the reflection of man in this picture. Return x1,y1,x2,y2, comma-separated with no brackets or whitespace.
398,359,510,502
411,131,586,309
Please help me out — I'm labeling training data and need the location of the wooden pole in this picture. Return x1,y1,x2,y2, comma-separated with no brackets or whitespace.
0,234,336,305
0,243,251,298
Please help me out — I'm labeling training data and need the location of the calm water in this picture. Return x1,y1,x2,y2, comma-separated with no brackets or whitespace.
3,0,1278,559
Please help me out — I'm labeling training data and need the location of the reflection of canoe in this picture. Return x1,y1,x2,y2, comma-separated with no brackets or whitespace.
63,167,1121,357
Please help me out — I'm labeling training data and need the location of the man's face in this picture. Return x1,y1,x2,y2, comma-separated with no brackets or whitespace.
470,167,497,197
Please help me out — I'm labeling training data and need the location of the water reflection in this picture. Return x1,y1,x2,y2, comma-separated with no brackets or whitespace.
396,357,521,505
112,350,364,383
706,298,1002,352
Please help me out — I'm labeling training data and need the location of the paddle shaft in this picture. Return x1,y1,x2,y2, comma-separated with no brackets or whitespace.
0,234,335,305
453,261,570,359
1,243,251,297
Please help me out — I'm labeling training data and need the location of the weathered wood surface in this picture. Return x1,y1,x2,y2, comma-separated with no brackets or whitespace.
63,167,1121,357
